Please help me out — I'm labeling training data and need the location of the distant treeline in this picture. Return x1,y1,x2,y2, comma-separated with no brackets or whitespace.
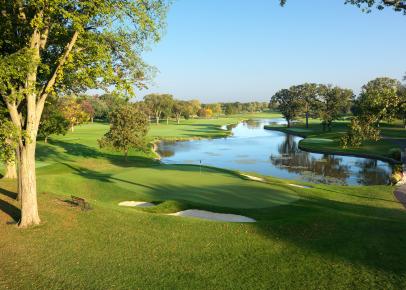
69,93,271,124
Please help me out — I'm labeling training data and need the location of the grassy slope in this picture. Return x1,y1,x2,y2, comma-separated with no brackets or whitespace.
1,112,406,289
265,119,406,162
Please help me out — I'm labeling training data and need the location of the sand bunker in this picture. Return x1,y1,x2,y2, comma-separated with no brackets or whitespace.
288,183,312,189
118,201,155,207
168,209,256,223
241,174,265,182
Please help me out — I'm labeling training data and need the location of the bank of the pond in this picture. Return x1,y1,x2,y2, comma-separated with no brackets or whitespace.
2,115,406,288
2,159,406,289
264,125,402,165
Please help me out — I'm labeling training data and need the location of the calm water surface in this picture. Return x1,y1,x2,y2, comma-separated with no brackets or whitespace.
157,119,393,185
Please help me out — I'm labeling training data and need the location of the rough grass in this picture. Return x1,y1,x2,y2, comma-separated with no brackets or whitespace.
1,112,406,289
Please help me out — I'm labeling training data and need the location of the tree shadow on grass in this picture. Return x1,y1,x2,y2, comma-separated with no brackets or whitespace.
0,187,17,200
65,163,406,275
0,188,20,223
252,195,406,275
32,137,406,275
0,199,20,223
62,163,157,191
37,139,158,168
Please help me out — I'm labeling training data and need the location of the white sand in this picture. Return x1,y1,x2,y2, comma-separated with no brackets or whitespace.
168,209,256,223
241,174,265,182
288,183,312,189
118,201,155,207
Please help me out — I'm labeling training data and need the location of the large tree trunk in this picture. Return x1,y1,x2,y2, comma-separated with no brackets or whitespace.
2,25,79,228
18,142,40,227
166,117,169,125
287,119,291,128
3,160,17,179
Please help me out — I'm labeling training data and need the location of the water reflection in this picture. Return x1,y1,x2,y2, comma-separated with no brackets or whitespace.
157,119,393,185
270,135,351,185
355,159,390,185
244,119,263,129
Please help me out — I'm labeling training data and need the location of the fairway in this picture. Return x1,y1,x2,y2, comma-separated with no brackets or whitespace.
2,117,406,289
2,2,406,289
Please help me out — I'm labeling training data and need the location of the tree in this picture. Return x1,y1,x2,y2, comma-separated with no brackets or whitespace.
210,103,223,117
355,77,403,125
60,97,90,132
144,94,173,125
189,99,202,117
341,77,405,147
172,100,189,124
38,104,70,143
271,88,303,128
0,120,18,179
198,108,213,118
281,0,406,14
97,94,127,121
317,85,353,131
344,0,406,13
396,84,406,128
99,105,149,160
292,83,318,128
0,98,17,179
161,94,174,125
80,99,95,123
0,0,168,227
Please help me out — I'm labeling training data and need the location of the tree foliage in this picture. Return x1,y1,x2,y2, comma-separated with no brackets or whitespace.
198,107,213,118
291,83,318,128
98,104,149,159
317,85,353,131
144,93,174,124
341,77,405,147
38,103,70,143
355,77,403,123
281,0,406,14
344,0,406,13
271,88,302,128
59,97,90,131
0,119,18,164
172,100,189,124
0,0,168,227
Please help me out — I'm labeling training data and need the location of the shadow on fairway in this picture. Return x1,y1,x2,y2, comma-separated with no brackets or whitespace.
61,162,406,275
252,195,406,275
37,139,158,168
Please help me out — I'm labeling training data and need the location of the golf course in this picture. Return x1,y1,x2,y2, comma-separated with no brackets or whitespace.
1,0,406,289
1,113,406,289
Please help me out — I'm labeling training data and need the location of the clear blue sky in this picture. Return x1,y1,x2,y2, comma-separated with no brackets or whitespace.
138,0,406,103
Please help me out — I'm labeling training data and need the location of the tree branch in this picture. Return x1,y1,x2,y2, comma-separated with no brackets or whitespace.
36,30,80,120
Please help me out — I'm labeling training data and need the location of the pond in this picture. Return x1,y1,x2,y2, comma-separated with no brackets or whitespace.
157,119,393,185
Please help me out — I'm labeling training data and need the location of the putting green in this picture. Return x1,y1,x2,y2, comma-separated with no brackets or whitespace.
112,166,300,209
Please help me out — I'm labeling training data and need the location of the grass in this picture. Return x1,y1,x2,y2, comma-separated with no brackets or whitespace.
265,119,406,162
147,111,281,140
1,112,406,289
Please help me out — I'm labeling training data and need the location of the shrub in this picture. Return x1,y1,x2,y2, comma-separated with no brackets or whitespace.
388,148,402,161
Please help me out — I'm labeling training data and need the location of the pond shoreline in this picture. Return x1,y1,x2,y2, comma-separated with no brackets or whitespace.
150,120,247,161
264,126,401,165
156,119,394,186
